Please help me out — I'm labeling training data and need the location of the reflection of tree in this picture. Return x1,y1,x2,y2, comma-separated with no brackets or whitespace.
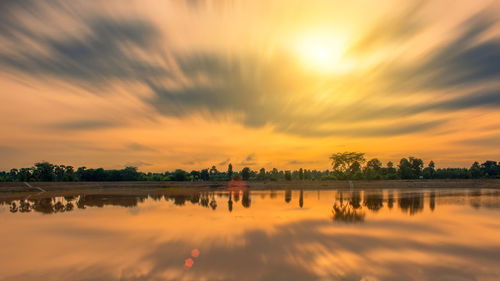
429,191,436,211
350,191,361,209
19,200,31,212
10,202,18,213
299,190,303,208
54,201,66,212
209,193,217,210
331,201,365,223
331,191,365,223
190,193,200,204
76,195,146,208
233,191,240,203
364,191,383,212
387,191,394,209
32,198,55,214
398,192,424,215
468,190,481,209
149,194,163,201
228,192,233,212
242,191,251,208
200,193,209,207
270,190,277,199
285,190,292,203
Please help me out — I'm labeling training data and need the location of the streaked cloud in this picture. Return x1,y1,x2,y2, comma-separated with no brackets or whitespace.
0,0,499,169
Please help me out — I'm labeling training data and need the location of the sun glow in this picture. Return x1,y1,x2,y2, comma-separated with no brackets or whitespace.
293,32,352,74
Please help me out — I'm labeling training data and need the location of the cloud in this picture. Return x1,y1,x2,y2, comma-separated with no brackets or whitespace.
0,1,166,88
47,120,118,131
287,160,317,165
386,10,500,92
454,135,500,147
126,142,156,152
238,154,256,166
218,158,230,166
245,154,255,162
1,1,499,140
124,160,151,168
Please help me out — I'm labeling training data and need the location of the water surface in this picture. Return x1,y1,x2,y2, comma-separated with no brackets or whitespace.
1,188,500,281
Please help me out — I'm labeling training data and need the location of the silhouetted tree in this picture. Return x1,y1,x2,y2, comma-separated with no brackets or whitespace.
241,167,251,181
330,152,366,179
398,158,413,179
481,161,499,178
470,162,482,179
423,161,436,179
200,169,210,181
33,162,55,181
227,163,233,180
257,168,266,180
365,158,383,179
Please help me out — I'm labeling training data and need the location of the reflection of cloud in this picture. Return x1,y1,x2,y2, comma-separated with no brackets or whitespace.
3,190,500,280
137,219,500,281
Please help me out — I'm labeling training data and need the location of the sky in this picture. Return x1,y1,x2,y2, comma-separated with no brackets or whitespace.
0,0,499,172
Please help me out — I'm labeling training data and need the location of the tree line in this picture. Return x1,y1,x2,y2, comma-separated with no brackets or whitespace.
0,152,499,182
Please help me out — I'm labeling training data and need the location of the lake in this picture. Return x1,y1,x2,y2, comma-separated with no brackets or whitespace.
1,188,500,281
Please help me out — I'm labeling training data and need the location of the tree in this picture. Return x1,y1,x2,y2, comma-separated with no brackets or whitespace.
366,158,382,170
122,166,139,181
209,165,218,179
17,168,31,181
384,161,398,179
241,167,251,181
423,161,436,179
329,152,366,179
284,170,292,181
200,169,209,181
409,157,424,178
298,168,304,180
480,161,499,178
398,158,413,179
171,169,188,181
469,162,482,179
227,163,233,180
54,165,65,181
257,168,266,180
190,170,201,181
365,158,382,180
33,162,55,181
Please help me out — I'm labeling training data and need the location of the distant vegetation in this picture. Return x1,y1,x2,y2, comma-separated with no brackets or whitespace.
0,152,499,182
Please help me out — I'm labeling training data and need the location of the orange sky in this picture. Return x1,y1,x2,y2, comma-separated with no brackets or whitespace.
1,0,500,172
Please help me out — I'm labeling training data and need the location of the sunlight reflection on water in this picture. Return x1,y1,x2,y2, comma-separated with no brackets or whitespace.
1,188,500,281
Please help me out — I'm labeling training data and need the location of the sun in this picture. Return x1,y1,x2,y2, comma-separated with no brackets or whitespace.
293,32,352,74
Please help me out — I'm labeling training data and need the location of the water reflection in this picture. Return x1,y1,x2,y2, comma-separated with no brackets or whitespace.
2,189,500,217
1,188,500,281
